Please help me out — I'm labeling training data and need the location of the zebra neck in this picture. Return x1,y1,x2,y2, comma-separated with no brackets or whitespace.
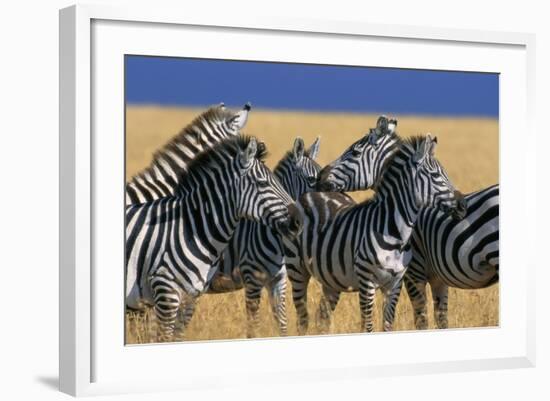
372,172,420,247
274,161,299,200
176,179,240,244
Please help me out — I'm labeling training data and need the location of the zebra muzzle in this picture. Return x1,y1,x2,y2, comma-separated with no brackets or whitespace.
275,203,303,238
439,191,467,220
451,191,467,220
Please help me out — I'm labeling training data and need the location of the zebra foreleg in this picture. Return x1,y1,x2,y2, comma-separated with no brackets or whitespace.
316,286,341,334
243,277,263,339
404,276,429,330
430,279,449,329
174,294,197,338
382,278,403,331
150,268,182,342
289,271,311,335
267,271,288,336
358,278,377,332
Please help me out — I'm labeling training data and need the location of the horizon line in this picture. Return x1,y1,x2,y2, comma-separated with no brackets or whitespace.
125,102,499,119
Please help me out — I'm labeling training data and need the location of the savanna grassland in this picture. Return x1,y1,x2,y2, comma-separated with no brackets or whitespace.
125,106,499,343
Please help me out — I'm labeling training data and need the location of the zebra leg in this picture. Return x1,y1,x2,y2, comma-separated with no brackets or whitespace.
358,278,377,332
316,286,341,333
404,276,429,330
174,294,197,338
289,270,311,335
150,268,182,342
243,277,264,339
283,237,310,335
430,279,449,329
267,271,288,337
382,278,403,331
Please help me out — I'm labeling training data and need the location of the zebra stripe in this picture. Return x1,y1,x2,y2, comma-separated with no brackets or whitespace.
125,136,300,342
125,103,251,205
177,137,322,338
286,135,465,334
405,184,499,329
317,115,400,192
285,116,401,333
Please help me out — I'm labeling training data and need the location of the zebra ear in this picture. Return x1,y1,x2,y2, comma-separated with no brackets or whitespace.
366,128,378,145
387,118,397,134
426,134,437,156
292,137,305,165
229,102,252,131
413,134,437,164
307,136,321,160
240,137,257,170
376,115,389,135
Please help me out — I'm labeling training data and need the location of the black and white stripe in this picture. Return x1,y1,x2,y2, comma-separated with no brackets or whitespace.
178,137,322,337
125,136,300,342
284,116,401,333
125,103,251,205
317,116,400,192
287,135,465,334
405,184,499,329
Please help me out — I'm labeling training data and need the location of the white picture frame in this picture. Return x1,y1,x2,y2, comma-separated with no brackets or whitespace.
59,3,536,397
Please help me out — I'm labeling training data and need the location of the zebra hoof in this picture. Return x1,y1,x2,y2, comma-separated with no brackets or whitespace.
414,315,429,330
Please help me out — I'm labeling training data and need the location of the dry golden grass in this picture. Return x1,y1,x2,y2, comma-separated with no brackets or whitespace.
125,106,499,343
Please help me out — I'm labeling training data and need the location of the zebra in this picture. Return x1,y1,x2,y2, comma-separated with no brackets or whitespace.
125,135,302,342
286,134,466,334
176,137,322,338
284,116,402,334
405,184,499,329
125,102,251,205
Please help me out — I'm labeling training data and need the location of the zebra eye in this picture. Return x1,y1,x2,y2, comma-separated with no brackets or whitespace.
257,178,270,188
306,176,317,186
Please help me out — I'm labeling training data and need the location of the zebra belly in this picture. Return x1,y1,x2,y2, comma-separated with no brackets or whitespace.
308,259,359,292
206,220,286,293
429,258,498,289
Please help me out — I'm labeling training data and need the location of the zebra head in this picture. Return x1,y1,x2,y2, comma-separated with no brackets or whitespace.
274,136,322,199
317,115,400,192
218,102,252,134
404,135,467,219
237,137,303,238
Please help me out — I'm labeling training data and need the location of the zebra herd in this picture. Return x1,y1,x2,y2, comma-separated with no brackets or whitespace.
125,103,499,342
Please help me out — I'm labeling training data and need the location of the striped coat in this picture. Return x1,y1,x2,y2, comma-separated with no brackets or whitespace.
125,136,300,341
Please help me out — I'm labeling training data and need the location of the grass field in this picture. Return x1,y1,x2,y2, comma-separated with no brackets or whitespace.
125,105,499,343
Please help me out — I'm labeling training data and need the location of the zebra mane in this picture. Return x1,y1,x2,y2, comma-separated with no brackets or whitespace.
151,105,238,162
176,135,268,188
402,135,428,150
128,105,238,184
275,146,317,170
372,134,429,191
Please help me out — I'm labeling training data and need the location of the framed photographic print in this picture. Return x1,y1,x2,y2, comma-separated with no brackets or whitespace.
59,4,536,396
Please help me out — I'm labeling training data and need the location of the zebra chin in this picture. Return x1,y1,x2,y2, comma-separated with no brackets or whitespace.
273,203,303,239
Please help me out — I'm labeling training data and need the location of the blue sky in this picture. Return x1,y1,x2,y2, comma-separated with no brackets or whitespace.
125,55,499,118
